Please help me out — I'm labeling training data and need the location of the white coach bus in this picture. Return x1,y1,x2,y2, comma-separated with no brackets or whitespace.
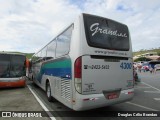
31,13,134,111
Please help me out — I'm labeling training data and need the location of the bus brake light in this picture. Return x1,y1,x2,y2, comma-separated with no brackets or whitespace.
74,57,82,78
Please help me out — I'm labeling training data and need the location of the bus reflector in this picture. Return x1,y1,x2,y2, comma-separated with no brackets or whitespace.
83,98,90,101
128,91,134,94
83,98,99,101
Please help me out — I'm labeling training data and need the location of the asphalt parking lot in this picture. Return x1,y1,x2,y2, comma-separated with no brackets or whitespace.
0,84,50,120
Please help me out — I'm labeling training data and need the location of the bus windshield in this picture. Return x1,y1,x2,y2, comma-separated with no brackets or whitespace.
83,14,129,51
0,54,10,78
0,54,26,78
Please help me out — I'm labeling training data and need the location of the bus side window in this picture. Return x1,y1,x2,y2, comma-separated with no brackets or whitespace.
46,39,56,60
41,47,47,61
56,25,73,58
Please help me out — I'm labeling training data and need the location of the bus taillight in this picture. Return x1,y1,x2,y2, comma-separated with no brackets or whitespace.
74,57,82,93
74,57,82,78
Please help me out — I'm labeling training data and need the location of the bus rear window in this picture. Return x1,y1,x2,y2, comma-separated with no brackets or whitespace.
83,14,129,51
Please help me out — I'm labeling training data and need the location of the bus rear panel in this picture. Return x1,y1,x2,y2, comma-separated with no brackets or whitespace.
73,14,133,110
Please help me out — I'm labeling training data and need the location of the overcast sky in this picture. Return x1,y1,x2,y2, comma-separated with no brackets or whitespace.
0,0,160,53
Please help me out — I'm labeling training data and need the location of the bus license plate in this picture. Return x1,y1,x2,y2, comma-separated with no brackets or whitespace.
107,93,118,99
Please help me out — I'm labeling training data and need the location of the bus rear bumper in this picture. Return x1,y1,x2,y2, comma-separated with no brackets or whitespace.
73,88,134,111
0,79,26,88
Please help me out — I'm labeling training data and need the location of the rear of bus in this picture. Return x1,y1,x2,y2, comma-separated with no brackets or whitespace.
73,14,134,110
0,54,26,88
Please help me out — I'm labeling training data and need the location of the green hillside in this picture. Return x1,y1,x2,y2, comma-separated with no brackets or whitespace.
133,48,160,57
25,53,34,59
0,51,34,59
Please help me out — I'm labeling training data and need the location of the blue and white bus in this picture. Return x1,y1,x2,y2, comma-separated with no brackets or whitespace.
31,13,134,111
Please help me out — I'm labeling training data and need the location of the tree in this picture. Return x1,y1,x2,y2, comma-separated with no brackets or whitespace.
157,52,160,56
134,57,151,62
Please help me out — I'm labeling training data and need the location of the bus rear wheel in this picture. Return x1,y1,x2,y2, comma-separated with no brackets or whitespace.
46,82,52,102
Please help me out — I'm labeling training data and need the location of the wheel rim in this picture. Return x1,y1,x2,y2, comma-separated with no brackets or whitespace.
47,84,51,97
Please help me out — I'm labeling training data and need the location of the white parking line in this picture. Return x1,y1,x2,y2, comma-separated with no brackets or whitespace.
126,102,158,111
128,82,160,110
142,82,160,103
142,82,160,92
134,86,151,89
27,85,56,120
144,91,160,93
154,98,160,101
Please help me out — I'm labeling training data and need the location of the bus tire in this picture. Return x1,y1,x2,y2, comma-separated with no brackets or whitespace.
31,76,34,81
46,81,52,102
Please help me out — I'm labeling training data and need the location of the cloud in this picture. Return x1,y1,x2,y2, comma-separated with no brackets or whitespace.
82,0,160,51
0,0,160,53
0,0,81,53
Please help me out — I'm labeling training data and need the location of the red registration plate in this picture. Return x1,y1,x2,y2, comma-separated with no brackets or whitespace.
107,93,118,99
